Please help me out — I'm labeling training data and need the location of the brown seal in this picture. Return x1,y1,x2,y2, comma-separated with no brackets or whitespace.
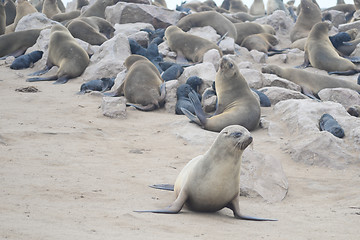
176,11,237,40
77,0,89,9
249,0,266,16
5,0,37,33
325,4,356,14
51,10,81,22
221,0,248,13
136,125,276,221
0,3,5,35
66,17,114,45
290,37,307,50
108,55,166,111
27,24,89,84
42,0,61,19
4,0,16,26
0,29,41,57
165,25,222,63
302,22,358,75
261,65,360,98
290,0,321,43
241,33,279,54
182,56,261,132
80,0,118,19
234,22,275,45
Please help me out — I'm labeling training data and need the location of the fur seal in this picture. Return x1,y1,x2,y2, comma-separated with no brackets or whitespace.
319,114,345,138
42,0,61,19
108,55,166,111
267,0,289,15
176,11,237,40
234,22,275,46
67,17,114,45
302,22,359,75
77,0,89,9
0,29,41,58
4,0,16,26
249,0,266,16
165,26,222,63
51,10,81,22
182,56,261,132
78,77,114,94
347,105,360,117
161,64,184,82
5,0,37,33
240,33,282,54
261,65,360,98
336,37,360,56
290,0,321,43
80,0,117,19
175,84,196,115
10,50,43,70
137,125,276,221
221,0,248,13
27,24,89,84
325,4,356,14
0,3,5,35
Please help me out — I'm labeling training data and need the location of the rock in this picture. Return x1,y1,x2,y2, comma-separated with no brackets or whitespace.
15,12,59,32
262,73,302,92
323,10,346,28
237,61,253,69
101,96,127,118
268,99,360,169
218,37,235,54
250,50,267,63
164,80,179,114
128,31,149,47
188,26,219,42
5,56,15,64
254,10,294,35
110,69,127,92
350,43,360,57
203,49,221,71
318,88,360,109
177,62,217,94
114,22,154,36
81,33,131,81
240,69,265,89
338,20,360,32
241,149,288,203
158,41,170,56
259,86,308,104
105,2,183,29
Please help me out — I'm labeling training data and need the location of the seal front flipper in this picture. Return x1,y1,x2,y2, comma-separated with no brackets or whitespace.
149,184,174,191
27,75,58,82
227,196,277,221
135,189,187,214
28,65,52,76
187,90,207,125
181,107,201,125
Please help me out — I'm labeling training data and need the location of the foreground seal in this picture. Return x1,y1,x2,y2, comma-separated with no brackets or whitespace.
261,65,360,98
182,56,261,132
0,29,41,57
27,24,89,84
136,125,276,221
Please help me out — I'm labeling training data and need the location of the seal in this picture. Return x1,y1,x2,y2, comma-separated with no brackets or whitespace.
78,77,115,94
221,0,248,13
77,0,89,9
319,113,345,138
0,3,5,35
290,0,321,43
302,22,359,75
10,50,43,70
152,0,167,8
51,10,81,23
267,0,289,15
161,63,184,82
42,0,61,19
27,24,89,84
0,28,41,58
249,0,266,16
165,26,222,63
234,22,275,45
241,33,282,54
176,11,237,40
5,0,37,33
108,55,166,111
182,56,261,132
4,0,16,26
136,125,276,221
175,84,195,115
80,0,118,19
261,65,360,99
347,105,360,117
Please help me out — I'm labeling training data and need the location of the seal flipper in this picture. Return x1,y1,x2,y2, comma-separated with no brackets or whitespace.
27,75,58,82
181,107,202,125
126,103,156,111
226,196,277,221
187,90,207,125
134,189,187,214
328,69,359,76
149,184,174,191
344,56,360,63
28,65,52,76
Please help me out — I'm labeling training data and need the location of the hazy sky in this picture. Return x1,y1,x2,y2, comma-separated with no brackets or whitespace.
165,0,354,10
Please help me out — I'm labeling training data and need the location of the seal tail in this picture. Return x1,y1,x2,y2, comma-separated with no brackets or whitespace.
126,103,156,111
149,184,174,191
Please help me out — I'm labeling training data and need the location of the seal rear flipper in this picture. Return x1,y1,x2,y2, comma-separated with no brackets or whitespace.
226,196,277,221
181,107,201,125
344,56,360,63
188,90,207,125
149,184,174,191
27,75,58,82
126,103,156,111
54,76,69,84
328,69,359,75
267,48,288,57
301,87,320,101
28,65,52,76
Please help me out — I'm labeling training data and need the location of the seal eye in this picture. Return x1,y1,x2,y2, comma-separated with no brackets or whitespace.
228,63,233,68
229,132,242,138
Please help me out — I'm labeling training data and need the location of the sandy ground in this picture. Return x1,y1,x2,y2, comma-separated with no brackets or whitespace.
1,63,360,240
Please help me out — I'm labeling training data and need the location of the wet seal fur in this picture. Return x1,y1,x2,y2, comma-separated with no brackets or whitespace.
182,56,261,132
10,50,43,70
107,55,166,111
78,77,115,94
165,26,222,63
27,24,89,84
319,113,345,138
136,125,277,221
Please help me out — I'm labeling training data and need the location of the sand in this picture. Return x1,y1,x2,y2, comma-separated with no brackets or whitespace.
0,63,360,240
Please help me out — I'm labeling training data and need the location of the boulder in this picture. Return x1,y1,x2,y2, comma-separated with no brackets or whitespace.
203,49,221,71
262,73,302,92
318,88,360,109
15,12,58,32
101,96,127,118
164,80,179,114
259,86,307,104
338,20,360,32
240,69,265,89
250,50,267,63
114,22,154,36
254,10,294,35
188,26,219,42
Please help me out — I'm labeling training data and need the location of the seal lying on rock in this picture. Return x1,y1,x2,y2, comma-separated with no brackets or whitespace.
182,56,261,132
319,113,345,138
136,125,276,221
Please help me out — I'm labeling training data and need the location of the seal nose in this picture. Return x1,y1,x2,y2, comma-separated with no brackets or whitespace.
241,136,253,150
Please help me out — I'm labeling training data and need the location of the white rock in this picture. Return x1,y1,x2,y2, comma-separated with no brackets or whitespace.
203,49,221,71
101,96,127,119
250,50,267,63
255,10,294,35
164,80,179,114
318,88,360,109
240,69,265,89
259,86,308,104
218,37,235,54
188,26,219,42
15,12,59,32
114,22,154,36
262,73,302,92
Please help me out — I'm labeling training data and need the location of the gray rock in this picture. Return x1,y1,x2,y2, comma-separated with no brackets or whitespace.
255,10,294,35
15,12,59,32
237,61,253,69
203,49,221,71
250,50,267,63
241,149,288,203
101,96,127,118
105,2,183,29
82,33,131,81
259,86,308,104
323,10,346,28
202,95,217,113
338,20,360,32
110,69,127,92
128,31,149,47
350,43,360,57
318,88,360,109
188,26,219,42
218,37,235,54
262,73,302,92
269,99,360,169
164,80,179,114
240,69,265,89
114,22,154,36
